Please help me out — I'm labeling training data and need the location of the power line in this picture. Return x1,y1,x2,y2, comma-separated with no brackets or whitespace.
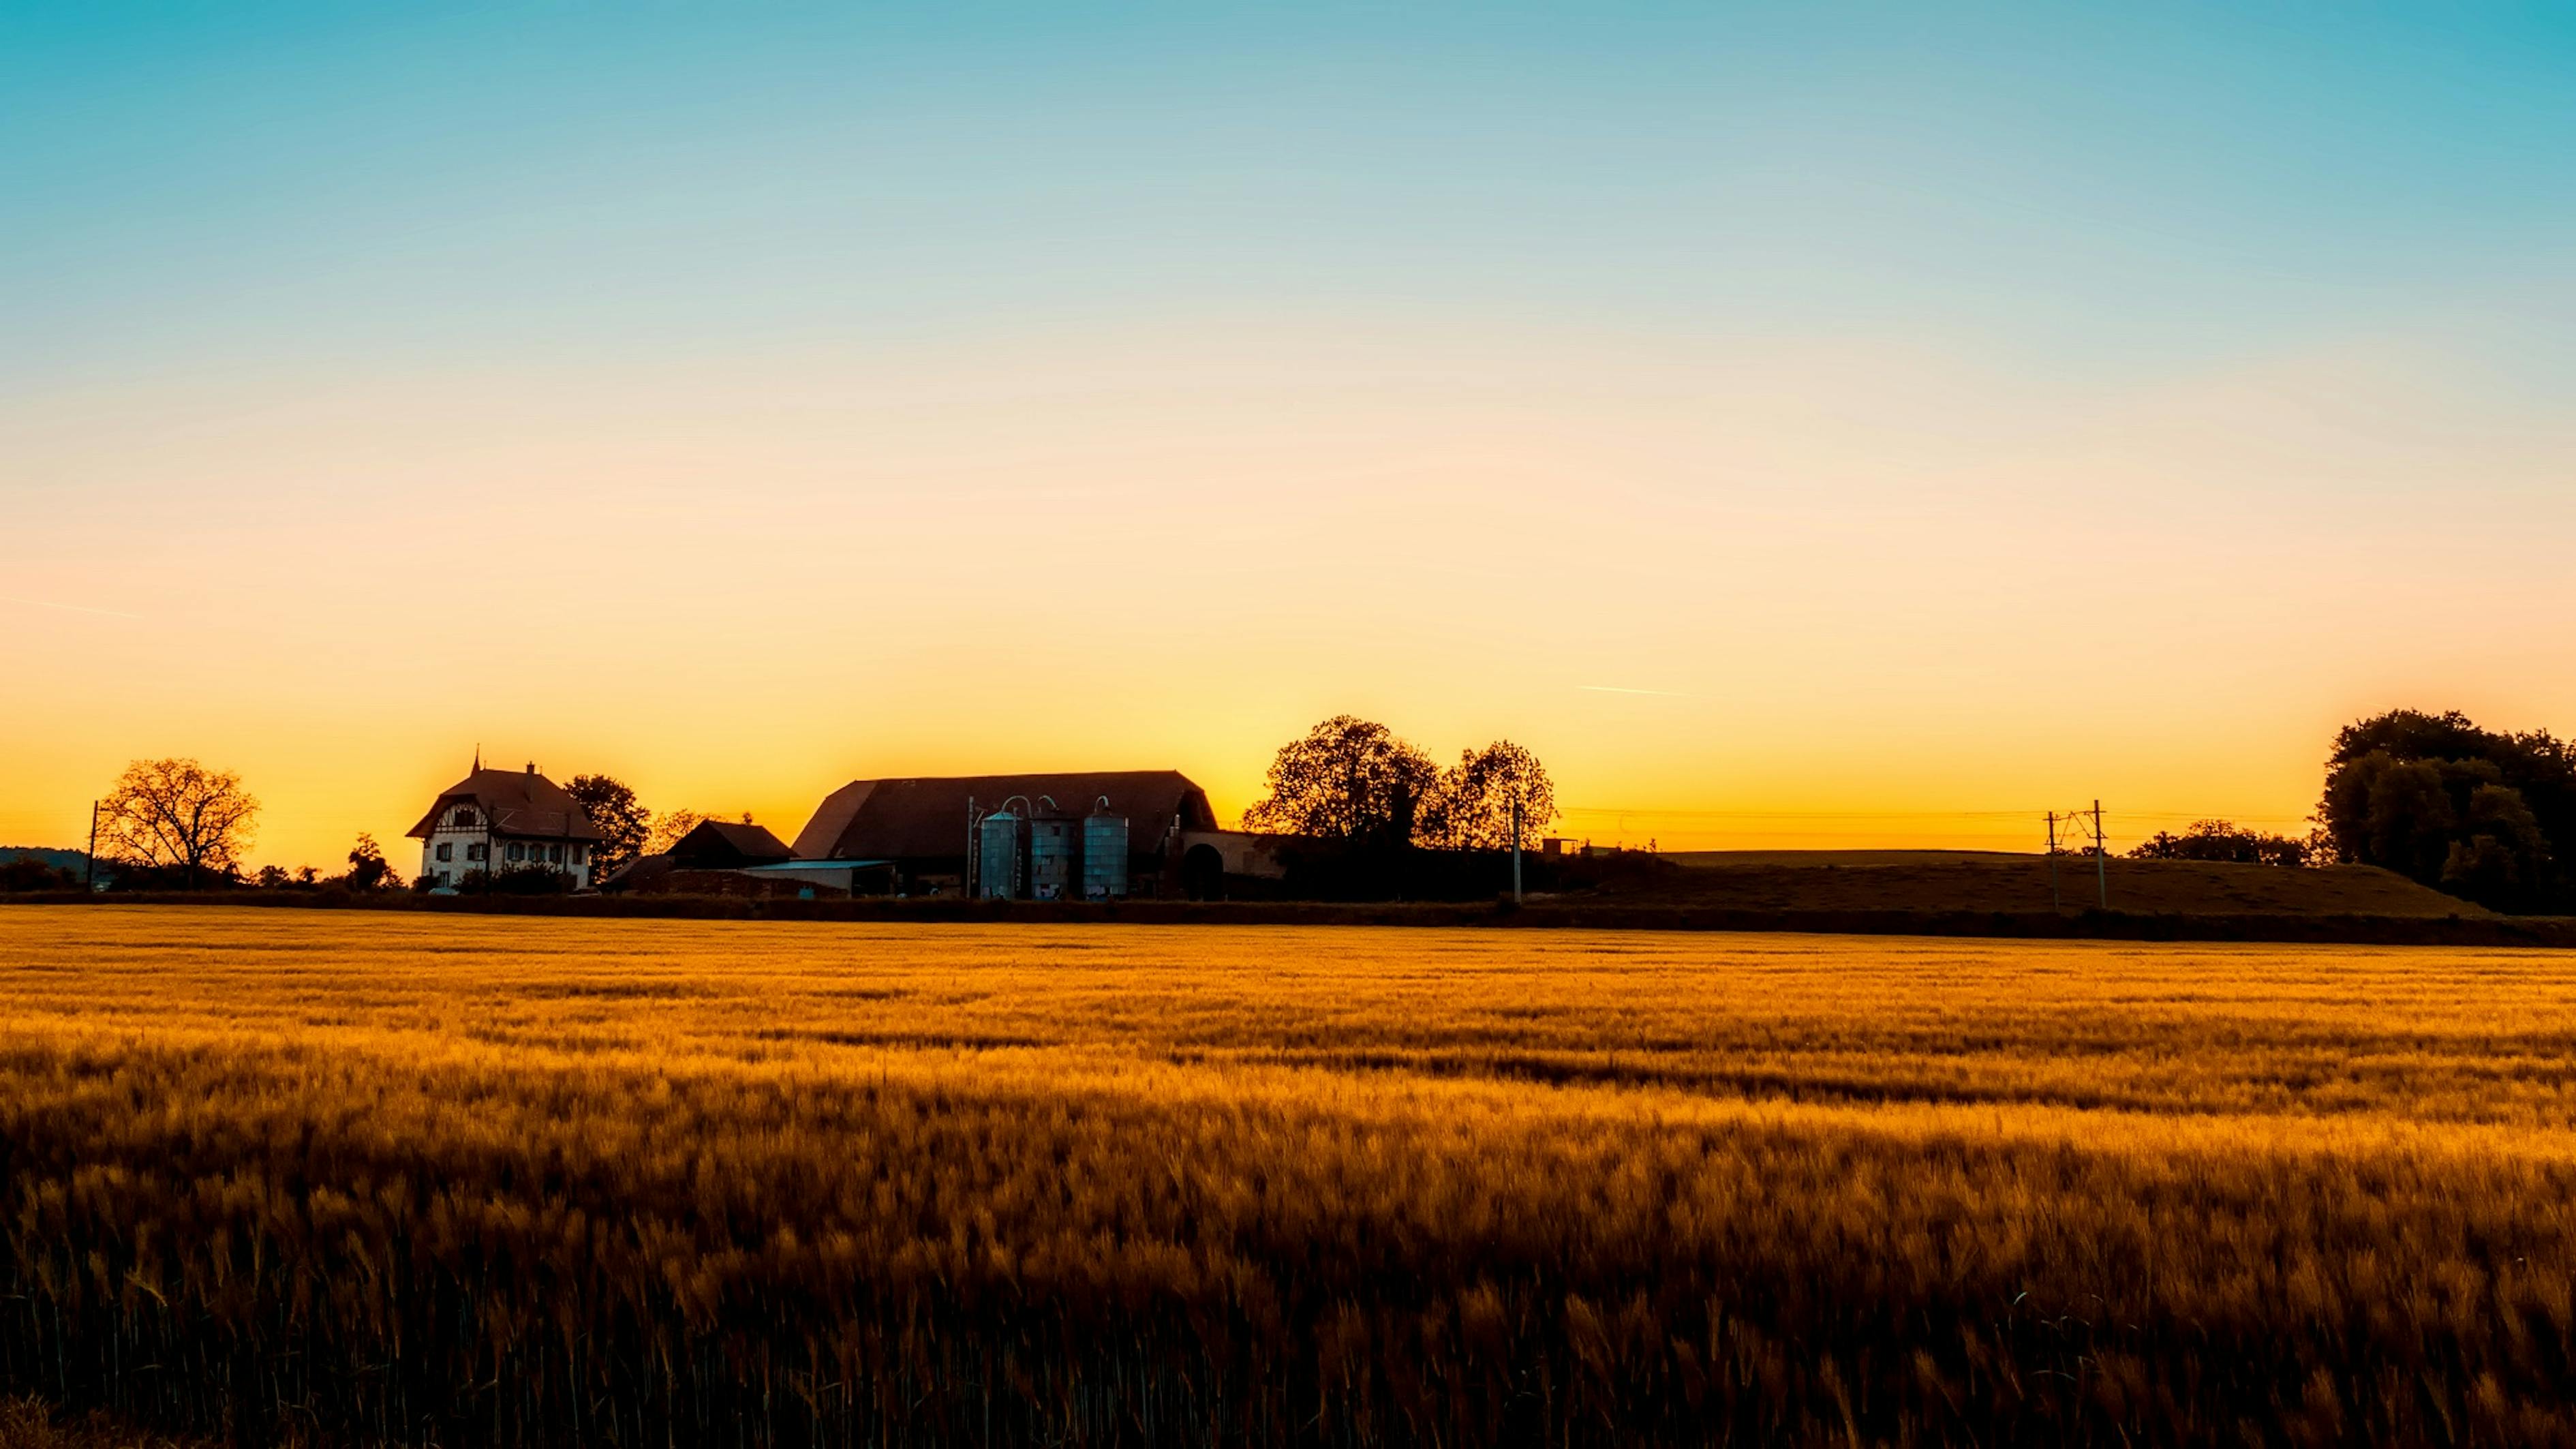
1560,806,2310,824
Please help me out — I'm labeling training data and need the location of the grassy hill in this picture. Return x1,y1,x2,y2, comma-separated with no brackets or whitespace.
1604,851,2490,918
1660,848,2039,868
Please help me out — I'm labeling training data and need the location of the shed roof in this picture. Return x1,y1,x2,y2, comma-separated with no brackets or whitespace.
405,765,605,841
791,772,1214,861
669,819,793,866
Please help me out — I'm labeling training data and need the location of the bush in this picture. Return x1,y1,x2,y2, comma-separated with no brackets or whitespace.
0,859,78,894
99,863,241,893
451,865,576,896
2128,820,2310,868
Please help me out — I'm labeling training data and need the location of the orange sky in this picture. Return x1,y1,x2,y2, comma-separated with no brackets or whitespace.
7,316,2570,870
7,8,2574,871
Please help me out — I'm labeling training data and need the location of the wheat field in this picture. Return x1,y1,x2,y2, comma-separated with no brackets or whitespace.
3,905,2574,1446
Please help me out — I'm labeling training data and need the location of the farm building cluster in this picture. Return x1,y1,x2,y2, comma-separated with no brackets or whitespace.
408,763,1287,900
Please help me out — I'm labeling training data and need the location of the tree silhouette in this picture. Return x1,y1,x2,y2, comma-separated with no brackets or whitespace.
647,808,709,855
2126,819,2309,868
2318,709,2572,911
1424,741,1557,851
343,833,398,891
567,774,651,874
97,758,259,889
1243,716,1438,847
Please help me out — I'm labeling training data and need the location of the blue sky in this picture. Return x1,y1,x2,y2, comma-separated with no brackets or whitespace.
5,3,2573,863
10,3,2573,384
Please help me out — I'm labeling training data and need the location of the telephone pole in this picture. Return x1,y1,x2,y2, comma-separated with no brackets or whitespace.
1511,796,1524,904
85,801,99,892
2094,799,2108,910
2046,810,2059,912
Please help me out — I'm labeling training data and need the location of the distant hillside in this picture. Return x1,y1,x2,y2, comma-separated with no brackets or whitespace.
1608,855,2491,918
1659,849,2036,868
0,846,89,873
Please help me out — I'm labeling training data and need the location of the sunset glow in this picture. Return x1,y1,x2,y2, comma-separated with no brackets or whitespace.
5,5,2572,868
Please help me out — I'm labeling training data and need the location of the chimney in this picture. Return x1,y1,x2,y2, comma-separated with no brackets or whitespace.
526,761,537,776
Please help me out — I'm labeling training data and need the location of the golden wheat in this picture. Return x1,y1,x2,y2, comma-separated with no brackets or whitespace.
3,904,2573,1445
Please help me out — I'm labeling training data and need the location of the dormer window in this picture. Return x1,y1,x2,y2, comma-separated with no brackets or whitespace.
453,807,480,829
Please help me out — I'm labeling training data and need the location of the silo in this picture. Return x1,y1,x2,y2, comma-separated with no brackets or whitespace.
1082,806,1130,900
1028,815,1079,900
976,809,1021,899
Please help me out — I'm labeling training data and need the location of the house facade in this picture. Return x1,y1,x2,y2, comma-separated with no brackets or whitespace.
405,761,606,891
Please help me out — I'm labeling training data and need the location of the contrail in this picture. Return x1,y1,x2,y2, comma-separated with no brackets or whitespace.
6,597,144,620
1578,684,1694,697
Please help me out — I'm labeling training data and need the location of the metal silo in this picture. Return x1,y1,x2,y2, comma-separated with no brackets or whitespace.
976,809,1021,899
1082,802,1130,900
1029,814,1079,900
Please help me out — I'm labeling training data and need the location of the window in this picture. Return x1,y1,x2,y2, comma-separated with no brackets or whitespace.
466,842,487,862
453,808,479,828
506,842,524,864
434,870,450,888
570,845,586,865
548,844,564,864
435,843,453,862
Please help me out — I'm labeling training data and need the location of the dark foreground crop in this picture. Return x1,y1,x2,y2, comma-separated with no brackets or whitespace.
3,907,2573,1445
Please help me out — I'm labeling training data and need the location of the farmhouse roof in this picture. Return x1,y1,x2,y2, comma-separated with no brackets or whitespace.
405,765,605,842
791,771,1216,861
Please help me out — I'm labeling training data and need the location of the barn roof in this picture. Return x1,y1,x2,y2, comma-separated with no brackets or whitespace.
790,772,1214,861
405,766,606,841
669,819,793,865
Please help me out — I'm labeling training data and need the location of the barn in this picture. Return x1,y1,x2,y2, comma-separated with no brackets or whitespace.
788,772,1222,898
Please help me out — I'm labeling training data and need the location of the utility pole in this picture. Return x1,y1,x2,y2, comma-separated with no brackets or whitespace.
1511,795,1524,904
2094,799,2108,910
2046,810,2059,912
965,797,977,898
85,801,98,892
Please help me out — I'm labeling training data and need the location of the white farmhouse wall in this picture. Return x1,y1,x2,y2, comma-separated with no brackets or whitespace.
417,804,594,892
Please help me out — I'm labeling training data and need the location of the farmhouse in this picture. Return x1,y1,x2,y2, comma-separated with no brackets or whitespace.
407,761,604,891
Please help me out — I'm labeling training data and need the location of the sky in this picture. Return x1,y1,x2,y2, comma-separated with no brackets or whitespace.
4,3,2573,870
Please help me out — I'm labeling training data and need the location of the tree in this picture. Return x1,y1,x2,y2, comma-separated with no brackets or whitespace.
2127,819,2309,868
1242,716,1439,847
2442,783,2552,909
1424,741,1557,851
2318,709,2573,911
344,833,398,891
567,775,651,874
97,759,259,889
0,858,78,893
647,808,708,855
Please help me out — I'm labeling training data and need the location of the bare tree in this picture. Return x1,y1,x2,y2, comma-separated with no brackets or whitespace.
98,758,260,888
